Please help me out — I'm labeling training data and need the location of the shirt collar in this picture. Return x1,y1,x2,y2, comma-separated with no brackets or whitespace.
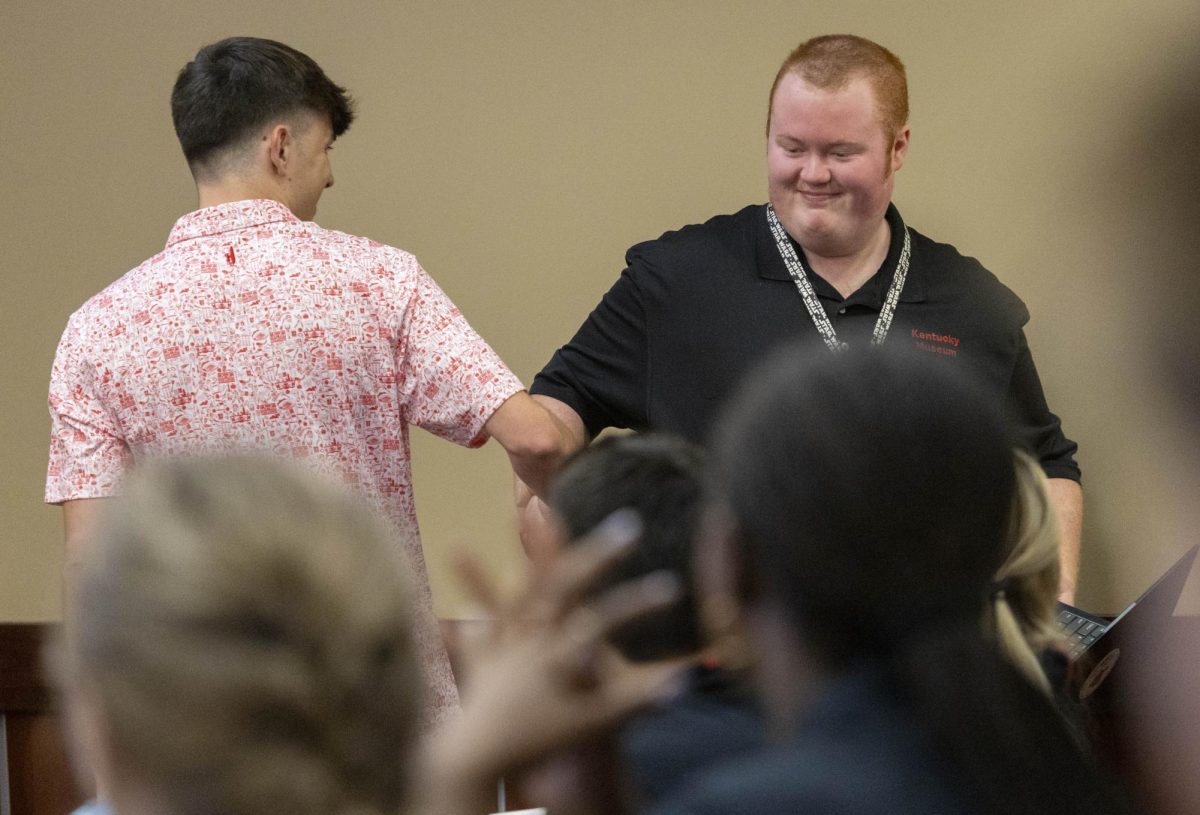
166,199,300,248
754,203,927,306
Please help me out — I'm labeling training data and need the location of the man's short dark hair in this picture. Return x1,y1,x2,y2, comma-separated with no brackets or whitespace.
171,37,355,176
550,434,705,661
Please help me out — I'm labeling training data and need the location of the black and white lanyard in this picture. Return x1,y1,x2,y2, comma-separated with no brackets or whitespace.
766,204,911,353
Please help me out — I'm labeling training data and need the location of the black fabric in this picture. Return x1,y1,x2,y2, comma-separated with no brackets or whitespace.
532,204,1080,481
646,664,970,815
1040,646,1093,747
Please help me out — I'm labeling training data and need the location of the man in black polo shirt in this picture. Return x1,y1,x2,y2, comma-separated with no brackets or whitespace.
524,34,1083,601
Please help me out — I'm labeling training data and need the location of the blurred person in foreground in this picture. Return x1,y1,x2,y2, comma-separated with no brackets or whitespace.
1090,47,1200,815
524,33,1083,601
45,36,572,726
51,456,683,815
52,457,424,815
514,434,764,812
648,347,1127,815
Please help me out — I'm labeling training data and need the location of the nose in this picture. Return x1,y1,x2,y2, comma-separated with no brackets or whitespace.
799,153,831,185
325,173,335,189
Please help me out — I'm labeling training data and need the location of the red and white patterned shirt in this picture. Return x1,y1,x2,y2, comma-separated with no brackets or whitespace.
47,198,524,724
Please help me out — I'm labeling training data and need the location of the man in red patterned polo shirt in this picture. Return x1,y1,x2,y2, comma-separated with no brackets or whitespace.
46,37,570,725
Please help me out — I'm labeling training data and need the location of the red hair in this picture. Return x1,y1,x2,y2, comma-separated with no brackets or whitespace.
767,35,908,138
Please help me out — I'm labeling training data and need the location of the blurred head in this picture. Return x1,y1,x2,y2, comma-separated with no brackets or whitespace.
55,456,421,815
704,347,1016,674
990,450,1064,695
1123,56,1200,420
703,347,1129,815
549,434,707,662
766,35,910,258
172,37,354,218
1114,49,1200,815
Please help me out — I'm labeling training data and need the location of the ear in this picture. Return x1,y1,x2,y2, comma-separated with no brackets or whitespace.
265,123,293,178
891,125,911,174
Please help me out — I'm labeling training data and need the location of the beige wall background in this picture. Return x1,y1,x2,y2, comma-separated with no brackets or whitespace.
3,0,1199,621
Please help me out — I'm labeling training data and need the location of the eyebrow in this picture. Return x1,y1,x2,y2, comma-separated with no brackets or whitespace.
774,136,866,152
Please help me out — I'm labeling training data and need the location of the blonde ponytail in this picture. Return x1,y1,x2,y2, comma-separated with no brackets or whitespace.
989,450,1066,695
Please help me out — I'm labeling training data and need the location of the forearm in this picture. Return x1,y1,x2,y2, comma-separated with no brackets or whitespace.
1046,478,1083,604
531,393,589,458
486,392,582,497
514,477,562,565
508,395,589,560
62,498,110,621
60,498,112,802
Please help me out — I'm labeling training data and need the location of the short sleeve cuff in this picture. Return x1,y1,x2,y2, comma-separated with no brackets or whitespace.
464,370,525,448
529,376,612,440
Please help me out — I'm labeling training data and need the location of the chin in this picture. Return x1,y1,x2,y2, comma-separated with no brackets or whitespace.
780,209,834,241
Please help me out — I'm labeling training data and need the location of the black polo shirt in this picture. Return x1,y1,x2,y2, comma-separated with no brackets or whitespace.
532,203,1080,481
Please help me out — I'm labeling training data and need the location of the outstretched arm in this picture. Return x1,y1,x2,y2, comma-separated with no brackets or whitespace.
1046,478,1082,604
62,498,110,618
61,497,111,802
485,392,582,498
510,395,589,562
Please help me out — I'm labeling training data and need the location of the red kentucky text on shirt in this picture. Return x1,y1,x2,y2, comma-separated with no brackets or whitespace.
912,328,961,357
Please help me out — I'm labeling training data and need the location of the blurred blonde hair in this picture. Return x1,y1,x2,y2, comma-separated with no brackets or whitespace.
990,449,1066,695
55,456,422,815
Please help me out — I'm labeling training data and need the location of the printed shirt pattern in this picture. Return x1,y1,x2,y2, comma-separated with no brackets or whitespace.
47,199,524,725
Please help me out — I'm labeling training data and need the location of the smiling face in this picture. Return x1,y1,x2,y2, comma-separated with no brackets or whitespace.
767,73,909,260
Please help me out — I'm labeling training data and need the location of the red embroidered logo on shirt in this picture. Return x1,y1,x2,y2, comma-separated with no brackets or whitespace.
912,328,961,358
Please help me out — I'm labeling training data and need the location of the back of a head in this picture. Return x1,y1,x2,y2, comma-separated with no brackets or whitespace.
767,34,908,137
709,345,1127,815
172,37,355,179
550,434,706,661
60,456,421,815
711,346,1015,661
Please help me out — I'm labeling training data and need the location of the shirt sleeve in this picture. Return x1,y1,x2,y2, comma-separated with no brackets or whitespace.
1007,328,1081,482
45,317,132,503
530,263,649,438
395,260,523,448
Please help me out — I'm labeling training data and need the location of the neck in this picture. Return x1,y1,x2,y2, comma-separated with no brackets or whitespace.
746,601,827,737
196,175,288,213
804,218,891,299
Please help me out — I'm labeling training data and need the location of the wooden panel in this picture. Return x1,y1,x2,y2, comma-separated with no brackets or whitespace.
5,713,84,815
0,624,85,815
0,625,55,714
0,621,493,815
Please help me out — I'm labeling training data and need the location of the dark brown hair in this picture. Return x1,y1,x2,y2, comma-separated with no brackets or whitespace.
172,37,355,177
